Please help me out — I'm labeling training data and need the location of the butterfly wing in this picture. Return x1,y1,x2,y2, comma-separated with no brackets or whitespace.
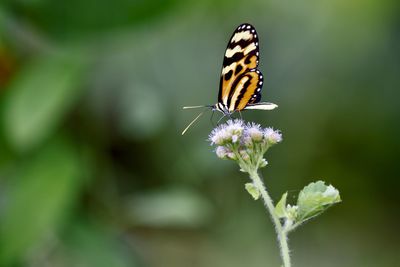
218,23,260,110
235,69,278,111
228,69,263,111
244,102,278,110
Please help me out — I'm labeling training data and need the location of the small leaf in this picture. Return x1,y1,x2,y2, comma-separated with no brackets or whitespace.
296,181,341,222
2,52,88,152
275,192,288,218
245,183,260,200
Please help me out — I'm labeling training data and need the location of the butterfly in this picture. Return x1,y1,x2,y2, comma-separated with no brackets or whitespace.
182,23,277,135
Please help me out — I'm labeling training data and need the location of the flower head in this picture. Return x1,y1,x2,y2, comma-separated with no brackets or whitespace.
209,119,244,145
225,119,244,134
209,119,282,171
244,122,264,143
264,127,282,144
209,126,229,145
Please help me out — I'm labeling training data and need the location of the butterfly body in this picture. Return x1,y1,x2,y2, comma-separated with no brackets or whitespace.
182,23,277,134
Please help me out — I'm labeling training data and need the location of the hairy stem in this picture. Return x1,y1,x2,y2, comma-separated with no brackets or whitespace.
249,170,291,267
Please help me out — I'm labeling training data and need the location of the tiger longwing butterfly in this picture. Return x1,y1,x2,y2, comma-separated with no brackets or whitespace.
182,23,277,135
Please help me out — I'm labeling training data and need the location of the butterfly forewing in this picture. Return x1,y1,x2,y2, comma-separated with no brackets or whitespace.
219,23,260,109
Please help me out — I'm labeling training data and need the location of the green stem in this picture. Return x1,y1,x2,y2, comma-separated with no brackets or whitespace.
249,170,291,267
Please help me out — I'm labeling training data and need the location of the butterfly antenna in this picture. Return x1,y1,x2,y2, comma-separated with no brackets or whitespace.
183,104,214,110
210,110,216,127
181,110,206,135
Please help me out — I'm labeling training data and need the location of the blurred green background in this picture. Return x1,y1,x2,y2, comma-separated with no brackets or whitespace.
0,0,399,266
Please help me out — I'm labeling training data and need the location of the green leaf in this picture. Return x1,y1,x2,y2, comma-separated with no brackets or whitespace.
245,183,260,200
296,181,341,222
0,137,84,266
2,52,87,152
275,192,288,218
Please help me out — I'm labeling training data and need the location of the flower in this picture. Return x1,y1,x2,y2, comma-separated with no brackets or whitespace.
264,127,282,144
225,119,244,136
209,119,282,170
245,122,264,143
209,119,244,145
232,134,239,143
209,126,229,145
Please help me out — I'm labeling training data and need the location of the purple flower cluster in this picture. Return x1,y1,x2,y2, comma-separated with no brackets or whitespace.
208,119,282,169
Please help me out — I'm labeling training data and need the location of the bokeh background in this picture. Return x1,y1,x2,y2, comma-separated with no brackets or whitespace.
0,0,399,266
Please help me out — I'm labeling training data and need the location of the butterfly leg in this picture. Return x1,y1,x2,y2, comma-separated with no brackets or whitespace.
216,114,226,125
210,110,216,127
238,110,243,120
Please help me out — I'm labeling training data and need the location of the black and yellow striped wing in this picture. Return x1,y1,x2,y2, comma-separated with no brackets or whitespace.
181,23,277,135
218,23,277,113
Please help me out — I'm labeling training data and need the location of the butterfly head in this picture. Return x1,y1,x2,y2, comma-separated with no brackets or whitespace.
213,102,232,115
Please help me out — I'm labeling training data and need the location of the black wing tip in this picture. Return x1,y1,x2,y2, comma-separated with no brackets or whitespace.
236,23,256,30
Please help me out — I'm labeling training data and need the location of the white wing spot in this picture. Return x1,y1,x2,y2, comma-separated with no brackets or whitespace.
260,75,263,79
257,88,261,92
260,81,263,85
256,52,259,56
246,25,251,29
254,34,257,38
255,42,259,46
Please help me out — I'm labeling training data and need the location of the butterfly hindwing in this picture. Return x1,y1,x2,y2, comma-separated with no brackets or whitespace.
219,23,260,109
244,102,278,110
228,69,263,111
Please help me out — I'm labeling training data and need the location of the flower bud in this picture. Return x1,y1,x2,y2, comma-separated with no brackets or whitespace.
259,158,268,168
227,152,237,160
215,146,228,159
239,149,250,161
